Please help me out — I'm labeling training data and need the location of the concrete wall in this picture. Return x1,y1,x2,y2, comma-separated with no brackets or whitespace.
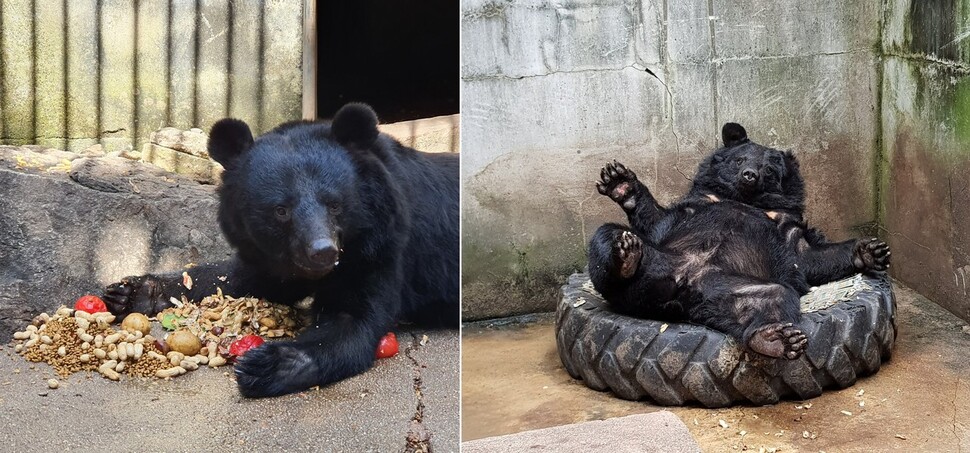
461,0,884,320
881,0,970,322
0,0,305,152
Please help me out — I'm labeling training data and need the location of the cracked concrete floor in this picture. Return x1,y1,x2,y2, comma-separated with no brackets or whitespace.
462,283,970,451
0,330,459,452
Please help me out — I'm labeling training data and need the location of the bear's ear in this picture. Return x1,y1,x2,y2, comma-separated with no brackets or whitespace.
783,150,800,174
721,122,748,147
332,103,380,148
209,118,254,167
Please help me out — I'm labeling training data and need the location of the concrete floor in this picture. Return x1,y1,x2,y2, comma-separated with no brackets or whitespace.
0,330,459,452
462,283,970,451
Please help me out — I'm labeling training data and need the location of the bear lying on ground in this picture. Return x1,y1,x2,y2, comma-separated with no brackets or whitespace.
103,103,459,397
587,123,889,359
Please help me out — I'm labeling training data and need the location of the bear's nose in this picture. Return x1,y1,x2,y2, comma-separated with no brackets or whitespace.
307,239,339,266
741,169,758,184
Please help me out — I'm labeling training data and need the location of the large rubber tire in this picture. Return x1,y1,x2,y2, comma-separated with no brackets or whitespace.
556,273,897,407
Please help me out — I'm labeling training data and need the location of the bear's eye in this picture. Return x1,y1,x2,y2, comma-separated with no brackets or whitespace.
274,206,290,220
765,168,775,177
328,202,342,214
734,157,744,165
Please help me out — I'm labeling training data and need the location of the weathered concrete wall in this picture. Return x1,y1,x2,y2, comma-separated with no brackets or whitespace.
0,0,304,152
461,0,883,320
881,0,970,322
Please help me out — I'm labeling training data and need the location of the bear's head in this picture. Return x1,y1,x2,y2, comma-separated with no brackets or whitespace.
692,123,805,212
207,103,396,279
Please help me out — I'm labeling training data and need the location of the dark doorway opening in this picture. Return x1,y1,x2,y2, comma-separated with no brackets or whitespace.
316,1,459,123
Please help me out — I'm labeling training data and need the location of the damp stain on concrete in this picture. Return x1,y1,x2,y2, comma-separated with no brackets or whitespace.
462,283,970,451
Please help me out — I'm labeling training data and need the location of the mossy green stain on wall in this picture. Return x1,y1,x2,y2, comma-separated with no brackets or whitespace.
952,77,970,147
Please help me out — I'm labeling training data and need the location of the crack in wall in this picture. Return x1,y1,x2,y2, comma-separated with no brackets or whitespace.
403,333,432,453
462,63,651,82
884,50,970,73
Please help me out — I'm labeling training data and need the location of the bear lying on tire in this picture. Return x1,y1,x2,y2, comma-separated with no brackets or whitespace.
102,103,459,397
587,123,889,360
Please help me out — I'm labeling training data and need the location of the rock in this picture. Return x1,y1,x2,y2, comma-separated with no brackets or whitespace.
148,127,209,158
142,127,222,184
141,144,222,184
0,146,232,338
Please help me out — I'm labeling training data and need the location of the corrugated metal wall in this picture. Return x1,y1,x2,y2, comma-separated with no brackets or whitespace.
0,0,305,152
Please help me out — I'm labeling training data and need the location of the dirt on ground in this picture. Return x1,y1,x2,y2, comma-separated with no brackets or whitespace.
461,283,970,452
0,330,459,452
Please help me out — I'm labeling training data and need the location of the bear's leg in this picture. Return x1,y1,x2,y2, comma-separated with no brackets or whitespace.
690,273,807,360
797,233,891,285
588,224,682,319
595,160,666,235
102,259,316,317
234,277,399,398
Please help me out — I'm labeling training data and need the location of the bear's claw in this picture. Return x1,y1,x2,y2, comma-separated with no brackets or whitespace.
596,160,640,211
612,230,643,279
853,237,891,273
102,275,173,317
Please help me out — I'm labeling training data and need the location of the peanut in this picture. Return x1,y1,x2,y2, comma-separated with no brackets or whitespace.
13,331,29,340
93,349,107,359
78,332,94,343
133,343,144,361
180,360,199,371
57,346,66,357
14,344,23,353
40,335,53,345
101,368,120,381
93,312,116,323
56,307,73,317
47,379,59,389
108,350,118,361
94,335,104,347
117,343,128,361
74,310,94,322
167,351,185,366
208,355,227,367
79,354,91,363
104,333,121,345
155,367,183,378
115,362,125,372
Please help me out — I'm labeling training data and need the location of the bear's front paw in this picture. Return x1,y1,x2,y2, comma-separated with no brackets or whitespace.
103,275,174,317
596,160,640,211
853,238,890,273
235,343,320,398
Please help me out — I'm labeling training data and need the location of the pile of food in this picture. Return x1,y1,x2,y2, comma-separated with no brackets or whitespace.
9,292,304,382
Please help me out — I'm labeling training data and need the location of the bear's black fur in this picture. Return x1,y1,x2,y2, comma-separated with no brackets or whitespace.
588,123,889,359
103,103,459,397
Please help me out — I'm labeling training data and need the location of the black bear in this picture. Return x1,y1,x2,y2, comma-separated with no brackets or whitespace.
103,103,459,397
588,123,889,360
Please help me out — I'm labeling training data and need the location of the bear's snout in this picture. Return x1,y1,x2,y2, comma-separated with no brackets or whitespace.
740,169,759,185
307,238,340,267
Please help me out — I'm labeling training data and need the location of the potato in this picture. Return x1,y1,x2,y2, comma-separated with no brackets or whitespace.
166,330,202,356
121,313,151,335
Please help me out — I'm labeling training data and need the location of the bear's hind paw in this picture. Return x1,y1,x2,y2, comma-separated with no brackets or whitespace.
748,323,807,360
